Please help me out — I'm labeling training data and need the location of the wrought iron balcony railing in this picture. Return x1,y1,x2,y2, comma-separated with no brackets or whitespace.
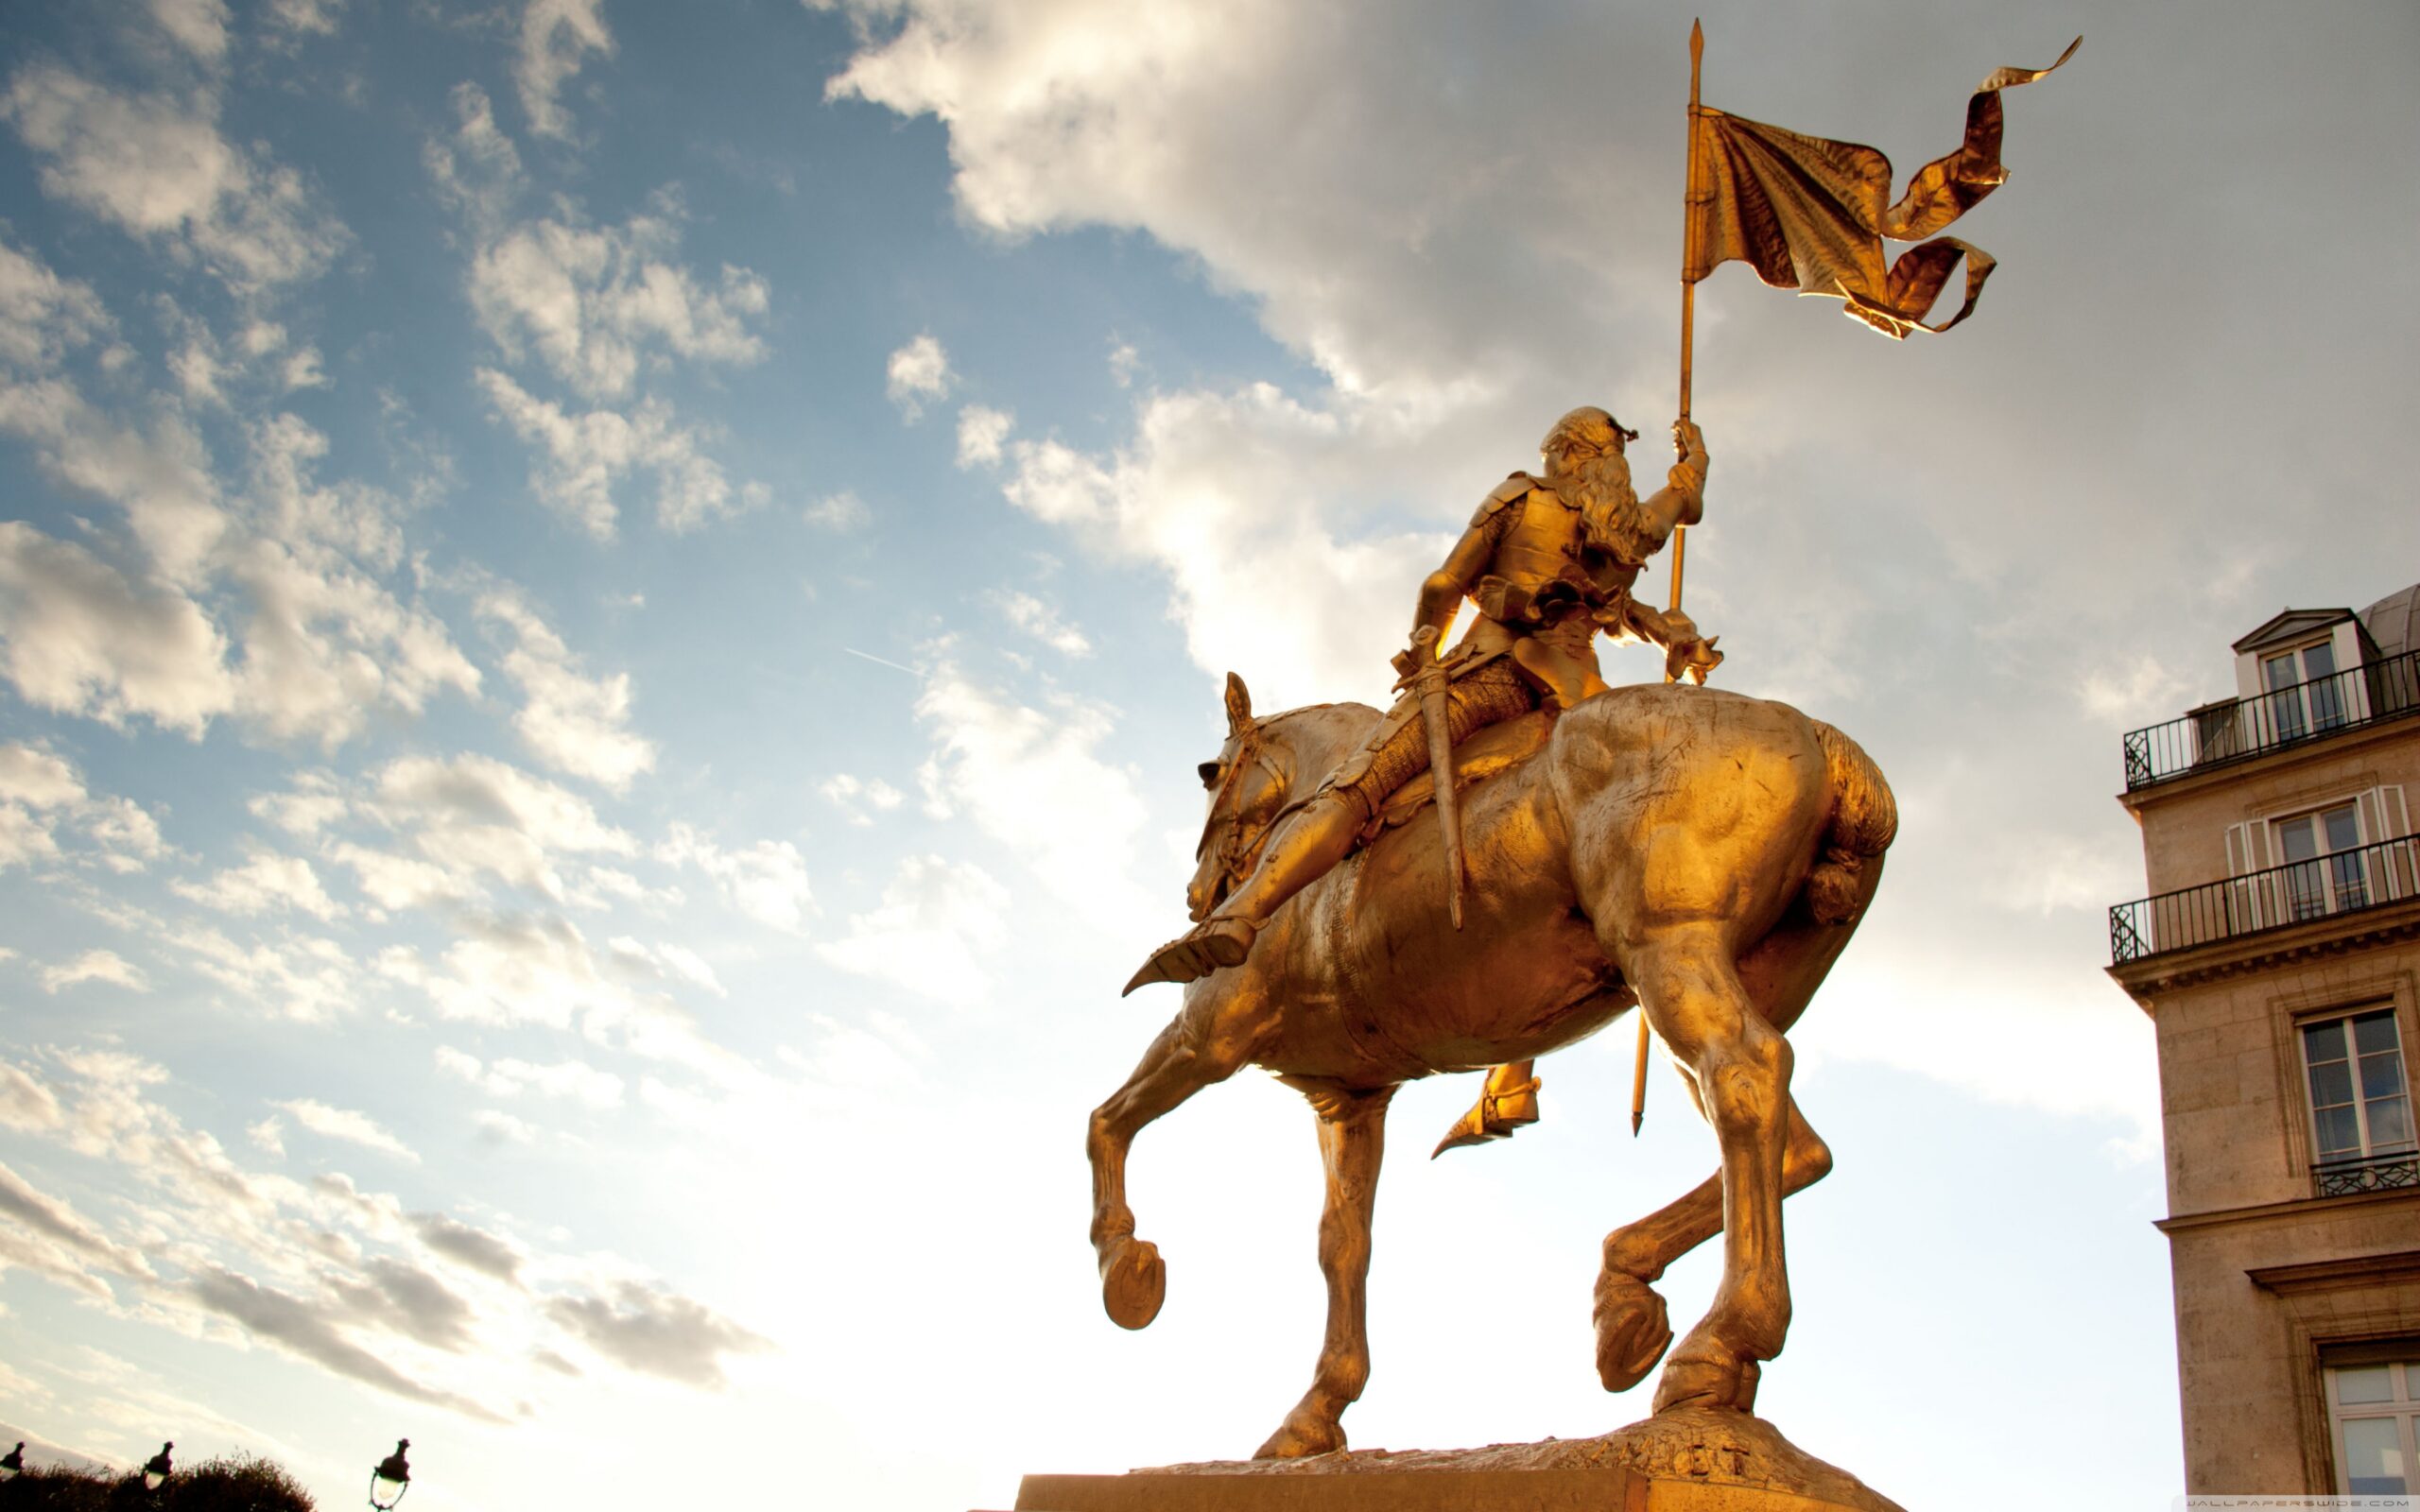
2121,645,2420,791
2109,832,2420,965
2314,1149,2420,1198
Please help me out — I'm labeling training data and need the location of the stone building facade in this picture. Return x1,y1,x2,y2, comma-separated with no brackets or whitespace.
2109,581,2420,1495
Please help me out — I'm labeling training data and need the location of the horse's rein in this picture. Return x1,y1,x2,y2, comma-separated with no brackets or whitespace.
1194,727,1290,893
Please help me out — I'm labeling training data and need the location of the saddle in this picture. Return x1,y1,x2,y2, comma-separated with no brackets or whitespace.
1358,709,1556,844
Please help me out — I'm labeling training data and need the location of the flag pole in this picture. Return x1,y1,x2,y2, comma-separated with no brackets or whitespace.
1669,16,1703,615
1639,19,1703,1141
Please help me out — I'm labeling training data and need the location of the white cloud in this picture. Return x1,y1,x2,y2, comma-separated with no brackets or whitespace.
247,770,347,837
473,1108,537,1146
424,83,523,234
913,650,1148,917
266,0,346,41
478,369,760,539
275,1099,419,1164
478,590,657,792
989,590,1091,656
954,403,1012,467
147,0,232,61
1,65,347,293
436,1046,625,1109
815,854,1011,1002
223,531,483,749
994,386,1449,710
0,1063,64,1131
171,850,343,921
346,752,637,908
384,912,737,1079
42,949,150,993
804,490,870,532
469,212,769,401
160,919,359,1022
818,773,905,828
0,237,111,370
246,1115,285,1158
516,0,615,142
885,333,952,419
0,373,227,586
0,744,87,809
658,826,814,934
614,938,725,998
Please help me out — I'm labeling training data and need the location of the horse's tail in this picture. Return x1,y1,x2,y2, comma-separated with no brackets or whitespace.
1806,721,1898,927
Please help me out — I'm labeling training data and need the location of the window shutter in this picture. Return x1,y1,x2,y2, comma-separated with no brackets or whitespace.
2224,821,2263,933
2357,790,2380,846
2380,786,2415,905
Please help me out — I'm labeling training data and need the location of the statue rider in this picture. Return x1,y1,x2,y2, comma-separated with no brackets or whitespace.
1128,407,1720,1145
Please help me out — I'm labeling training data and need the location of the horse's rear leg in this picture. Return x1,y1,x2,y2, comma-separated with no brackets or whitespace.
1254,1080,1395,1460
1594,1095,1831,1393
1088,1001,1254,1329
1596,897,1866,1404
1619,922,1794,1414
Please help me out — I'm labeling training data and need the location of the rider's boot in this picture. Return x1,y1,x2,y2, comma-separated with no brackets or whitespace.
1430,1059,1543,1158
1122,791,1365,994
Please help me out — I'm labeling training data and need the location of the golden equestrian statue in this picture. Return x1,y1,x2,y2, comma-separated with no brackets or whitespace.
1097,404,1898,1460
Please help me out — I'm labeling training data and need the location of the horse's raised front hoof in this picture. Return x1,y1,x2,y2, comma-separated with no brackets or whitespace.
1099,1237,1165,1331
1651,1336,1760,1415
1253,1407,1345,1461
1593,1268,1673,1391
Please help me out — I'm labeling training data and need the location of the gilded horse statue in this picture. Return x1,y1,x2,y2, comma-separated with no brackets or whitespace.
1086,672,1896,1458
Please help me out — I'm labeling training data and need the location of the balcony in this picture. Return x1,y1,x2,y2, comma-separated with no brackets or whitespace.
2109,832,2420,965
2120,644,2420,791
2314,1149,2420,1197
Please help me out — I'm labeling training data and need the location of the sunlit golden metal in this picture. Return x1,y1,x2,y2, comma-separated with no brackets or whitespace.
1098,404,1897,1459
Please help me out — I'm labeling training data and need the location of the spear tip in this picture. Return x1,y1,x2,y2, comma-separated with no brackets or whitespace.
1690,18,1703,58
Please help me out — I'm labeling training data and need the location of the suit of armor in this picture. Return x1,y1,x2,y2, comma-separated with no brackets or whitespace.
1129,408,1717,999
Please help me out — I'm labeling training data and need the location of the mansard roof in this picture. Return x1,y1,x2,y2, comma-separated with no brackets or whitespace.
2361,580,2420,661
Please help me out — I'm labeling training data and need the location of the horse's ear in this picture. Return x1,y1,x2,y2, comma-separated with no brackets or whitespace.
1223,672,1253,735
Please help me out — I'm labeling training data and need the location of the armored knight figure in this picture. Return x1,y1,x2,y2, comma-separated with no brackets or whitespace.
1126,406,1720,1031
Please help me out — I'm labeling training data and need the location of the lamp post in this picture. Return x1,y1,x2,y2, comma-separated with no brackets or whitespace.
0,1441,23,1481
368,1439,411,1508
141,1442,173,1492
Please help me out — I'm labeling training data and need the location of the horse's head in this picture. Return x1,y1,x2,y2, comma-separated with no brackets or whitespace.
1186,672,1293,921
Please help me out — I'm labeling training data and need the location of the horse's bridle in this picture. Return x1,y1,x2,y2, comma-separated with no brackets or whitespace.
1193,722,1292,905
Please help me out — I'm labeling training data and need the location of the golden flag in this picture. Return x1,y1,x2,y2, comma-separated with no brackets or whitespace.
1686,38,2079,338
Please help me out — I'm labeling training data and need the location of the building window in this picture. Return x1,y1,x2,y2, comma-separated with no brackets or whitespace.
2275,802,2369,919
2302,1006,2418,1195
2264,639,2345,741
2329,1350,2420,1495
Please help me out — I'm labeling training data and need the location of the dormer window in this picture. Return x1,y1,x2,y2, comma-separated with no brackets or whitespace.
2262,638,2345,741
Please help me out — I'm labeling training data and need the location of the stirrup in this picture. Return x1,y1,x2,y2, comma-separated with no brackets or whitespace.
1120,916,1258,996
1429,1075,1543,1159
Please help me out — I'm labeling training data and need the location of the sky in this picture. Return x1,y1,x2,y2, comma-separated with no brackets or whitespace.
0,1,2413,1508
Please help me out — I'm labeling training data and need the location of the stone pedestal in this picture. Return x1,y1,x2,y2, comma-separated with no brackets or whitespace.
1000,1409,1908,1512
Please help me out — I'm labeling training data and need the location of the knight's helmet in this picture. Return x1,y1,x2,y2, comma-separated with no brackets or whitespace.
1539,405,1639,461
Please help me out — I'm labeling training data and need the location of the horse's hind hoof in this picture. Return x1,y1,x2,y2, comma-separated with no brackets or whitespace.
1592,1269,1673,1391
1101,1237,1165,1330
1651,1349,1759,1414
1253,1409,1345,1461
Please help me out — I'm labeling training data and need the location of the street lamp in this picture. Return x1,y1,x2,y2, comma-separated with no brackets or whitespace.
141,1442,173,1492
368,1439,411,1508
1,1441,23,1480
